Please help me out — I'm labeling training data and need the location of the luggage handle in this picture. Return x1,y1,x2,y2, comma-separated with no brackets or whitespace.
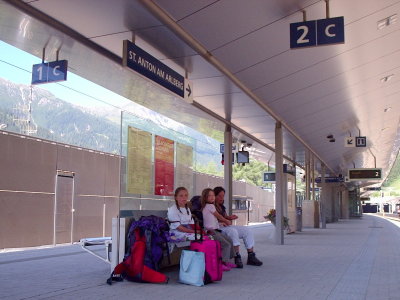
193,216,203,242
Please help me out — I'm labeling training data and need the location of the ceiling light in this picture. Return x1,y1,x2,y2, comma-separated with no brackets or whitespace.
377,14,398,30
380,74,394,82
384,107,392,112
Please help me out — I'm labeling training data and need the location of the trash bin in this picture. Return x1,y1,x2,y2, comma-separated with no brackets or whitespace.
296,207,302,232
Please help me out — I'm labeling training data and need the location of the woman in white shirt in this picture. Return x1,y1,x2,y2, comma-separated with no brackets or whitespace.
167,187,196,241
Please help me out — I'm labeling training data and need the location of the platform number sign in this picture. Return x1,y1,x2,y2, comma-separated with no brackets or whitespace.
290,17,344,49
32,60,68,85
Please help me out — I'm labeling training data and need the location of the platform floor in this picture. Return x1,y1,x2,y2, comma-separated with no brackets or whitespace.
1,214,400,300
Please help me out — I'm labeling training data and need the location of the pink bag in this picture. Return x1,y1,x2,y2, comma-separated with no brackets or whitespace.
189,223,222,281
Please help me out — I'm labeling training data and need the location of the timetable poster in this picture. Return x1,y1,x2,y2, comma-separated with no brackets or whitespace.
176,143,193,192
126,126,152,194
154,135,174,196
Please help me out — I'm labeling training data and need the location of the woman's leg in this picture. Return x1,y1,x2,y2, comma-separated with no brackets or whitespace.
213,231,233,262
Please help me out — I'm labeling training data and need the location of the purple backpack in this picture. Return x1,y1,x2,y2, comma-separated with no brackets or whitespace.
127,215,170,271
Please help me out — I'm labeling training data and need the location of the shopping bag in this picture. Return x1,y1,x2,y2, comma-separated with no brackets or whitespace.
179,250,206,286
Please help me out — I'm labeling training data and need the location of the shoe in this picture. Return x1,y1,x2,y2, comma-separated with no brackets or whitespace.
224,262,237,268
234,254,243,268
222,264,231,272
247,252,263,266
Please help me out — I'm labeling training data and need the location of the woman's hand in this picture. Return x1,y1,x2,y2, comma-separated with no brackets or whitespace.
224,219,232,226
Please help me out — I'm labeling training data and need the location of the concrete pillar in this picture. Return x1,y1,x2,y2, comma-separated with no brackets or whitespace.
321,164,326,229
341,189,350,219
224,126,233,215
275,122,284,245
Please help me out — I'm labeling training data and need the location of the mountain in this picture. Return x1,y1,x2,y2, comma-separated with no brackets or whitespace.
0,77,222,169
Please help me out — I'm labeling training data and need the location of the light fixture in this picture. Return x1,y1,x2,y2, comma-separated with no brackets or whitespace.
380,74,394,82
384,107,392,113
377,14,398,30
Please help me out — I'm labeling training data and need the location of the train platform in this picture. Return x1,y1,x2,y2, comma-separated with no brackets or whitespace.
1,214,400,300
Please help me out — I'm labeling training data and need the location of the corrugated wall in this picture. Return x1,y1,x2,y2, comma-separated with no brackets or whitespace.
0,132,273,250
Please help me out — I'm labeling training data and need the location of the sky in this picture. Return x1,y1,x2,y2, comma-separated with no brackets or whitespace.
0,41,130,109
0,40,221,149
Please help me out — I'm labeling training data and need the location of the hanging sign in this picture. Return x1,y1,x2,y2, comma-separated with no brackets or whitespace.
290,16,344,49
263,172,276,182
348,168,382,181
355,136,367,147
123,40,184,98
32,60,68,85
315,176,344,183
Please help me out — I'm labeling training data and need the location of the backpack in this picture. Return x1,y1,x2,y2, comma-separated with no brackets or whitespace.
126,215,170,271
106,215,170,285
190,196,204,228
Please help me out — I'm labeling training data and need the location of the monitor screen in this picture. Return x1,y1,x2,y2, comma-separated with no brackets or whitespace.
236,151,249,163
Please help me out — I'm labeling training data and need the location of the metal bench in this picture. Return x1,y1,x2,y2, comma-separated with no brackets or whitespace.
79,237,112,264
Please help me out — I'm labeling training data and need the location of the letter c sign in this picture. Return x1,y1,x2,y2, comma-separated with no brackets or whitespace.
317,17,345,45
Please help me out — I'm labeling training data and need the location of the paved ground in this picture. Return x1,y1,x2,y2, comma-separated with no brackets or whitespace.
1,214,400,300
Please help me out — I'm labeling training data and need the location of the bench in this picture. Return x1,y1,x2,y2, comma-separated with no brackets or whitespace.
118,210,190,269
80,210,190,270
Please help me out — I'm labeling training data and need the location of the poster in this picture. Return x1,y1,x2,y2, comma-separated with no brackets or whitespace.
176,143,193,193
126,126,152,194
154,135,174,196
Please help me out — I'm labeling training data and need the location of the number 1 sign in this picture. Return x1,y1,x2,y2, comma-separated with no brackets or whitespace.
290,17,344,49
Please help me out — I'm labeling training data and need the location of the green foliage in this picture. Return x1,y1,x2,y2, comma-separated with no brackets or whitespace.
233,159,274,187
383,151,400,191
195,160,223,177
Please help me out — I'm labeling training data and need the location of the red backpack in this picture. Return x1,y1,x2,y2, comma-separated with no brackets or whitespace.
107,228,168,285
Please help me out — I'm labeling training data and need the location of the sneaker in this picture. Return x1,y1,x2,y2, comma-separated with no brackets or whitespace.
234,254,243,268
222,264,231,272
247,252,263,266
224,262,237,268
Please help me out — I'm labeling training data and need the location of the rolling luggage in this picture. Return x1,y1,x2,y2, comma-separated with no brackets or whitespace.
189,223,222,281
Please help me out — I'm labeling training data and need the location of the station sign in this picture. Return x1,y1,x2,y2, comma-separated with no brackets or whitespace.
364,187,381,191
32,60,68,85
315,176,344,183
290,16,344,49
123,40,184,98
263,172,276,182
348,168,382,181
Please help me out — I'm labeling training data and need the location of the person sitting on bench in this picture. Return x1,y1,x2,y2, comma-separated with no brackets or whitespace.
213,186,263,268
167,187,197,241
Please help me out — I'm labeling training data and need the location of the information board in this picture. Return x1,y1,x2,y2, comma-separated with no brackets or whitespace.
348,168,382,181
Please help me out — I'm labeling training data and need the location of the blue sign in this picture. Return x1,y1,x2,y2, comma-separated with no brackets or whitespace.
317,17,345,45
290,20,317,48
315,176,344,183
220,144,237,154
364,187,381,191
32,60,68,85
290,16,344,49
123,40,184,98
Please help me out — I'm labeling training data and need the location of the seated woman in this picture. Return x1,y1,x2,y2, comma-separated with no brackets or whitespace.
167,186,196,241
201,188,237,271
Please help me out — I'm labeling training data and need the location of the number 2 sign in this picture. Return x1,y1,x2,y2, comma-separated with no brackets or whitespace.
290,17,344,49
